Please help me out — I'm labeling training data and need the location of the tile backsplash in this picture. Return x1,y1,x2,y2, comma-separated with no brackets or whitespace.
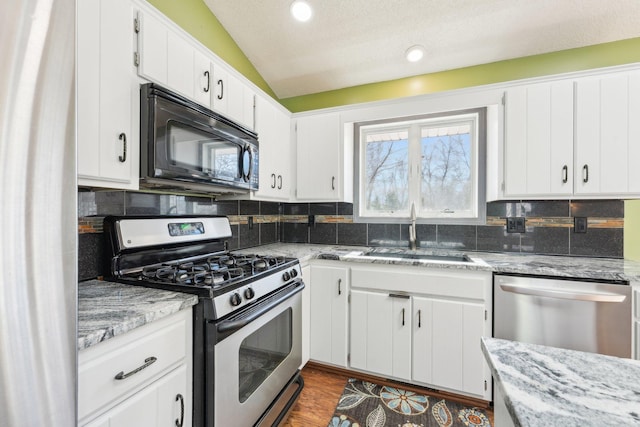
279,199,623,258
78,190,624,281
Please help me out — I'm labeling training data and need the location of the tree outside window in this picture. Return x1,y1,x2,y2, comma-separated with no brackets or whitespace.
356,109,486,223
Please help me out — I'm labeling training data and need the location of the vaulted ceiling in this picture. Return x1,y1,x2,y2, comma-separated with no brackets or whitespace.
204,0,640,99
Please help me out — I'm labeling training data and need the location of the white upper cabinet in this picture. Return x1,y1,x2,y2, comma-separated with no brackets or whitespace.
502,69,640,199
135,6,167,85
166,31,195,99
77,0,139,190
295,112,350,201
503,81,574,198
252,95,291,201
193,49,212,108
575,71,640,196
135,2,255,130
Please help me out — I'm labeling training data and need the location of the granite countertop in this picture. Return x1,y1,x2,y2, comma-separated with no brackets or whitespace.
481,337,640,426
78,279,198,351
235,243,640,282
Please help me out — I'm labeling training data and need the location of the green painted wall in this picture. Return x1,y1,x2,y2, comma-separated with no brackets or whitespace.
625,201,640,261
280,38,640,112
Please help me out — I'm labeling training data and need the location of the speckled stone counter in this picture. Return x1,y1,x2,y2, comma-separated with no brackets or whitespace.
481,337,640,426
78,279,198,351
235,243,640,282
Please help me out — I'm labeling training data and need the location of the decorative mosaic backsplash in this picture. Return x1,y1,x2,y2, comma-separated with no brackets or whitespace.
78,190,624,280
279,200,624,258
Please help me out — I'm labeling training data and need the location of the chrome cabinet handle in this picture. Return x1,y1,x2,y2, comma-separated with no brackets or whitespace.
582,164,589,183
418,309,421,328
270,173,276,189
217,79,224,100
499,284,626,302
203,71,210,93
338,278,342,295
388,293,410,299
331,176,335,190
277,175,282,189
118,133,127,163
114,356,157,380
175,394,184,427
562,165,568,183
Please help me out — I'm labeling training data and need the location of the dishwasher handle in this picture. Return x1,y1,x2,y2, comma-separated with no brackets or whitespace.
499,283,627,303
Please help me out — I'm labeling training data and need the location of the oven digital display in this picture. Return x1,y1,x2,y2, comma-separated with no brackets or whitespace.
168,222,205,236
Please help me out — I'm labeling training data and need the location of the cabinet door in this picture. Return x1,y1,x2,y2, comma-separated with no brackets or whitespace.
309,265,348,366
166,31,194,99
296,113,342,201
428,299,488,397
83,365,189,427
503,81,573,197
253,96,291,201
350,290,411,381
136,8,167,85
575,72,640,195
77,0,138,189
193,50,212,108
412,297,434,384
211,65,229,115
301,265,311,367
226,73,245,124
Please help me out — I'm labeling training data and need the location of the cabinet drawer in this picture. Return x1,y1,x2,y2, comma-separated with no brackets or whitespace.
78,310,189,420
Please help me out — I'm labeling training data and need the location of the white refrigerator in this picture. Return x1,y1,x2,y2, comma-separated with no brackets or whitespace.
0,0,76,425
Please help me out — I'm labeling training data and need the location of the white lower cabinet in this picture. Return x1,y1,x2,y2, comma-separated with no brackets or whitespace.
350,290,411,381
309,263,349,367
300,263,311,367
78,309,193,426
84,365,188,427
413,297,487,396
348,264,492,400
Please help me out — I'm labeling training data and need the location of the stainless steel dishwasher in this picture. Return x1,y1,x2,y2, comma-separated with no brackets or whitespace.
494,274,631,358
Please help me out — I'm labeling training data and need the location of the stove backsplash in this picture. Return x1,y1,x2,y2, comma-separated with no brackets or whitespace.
78,190,280,281
78,190,623,281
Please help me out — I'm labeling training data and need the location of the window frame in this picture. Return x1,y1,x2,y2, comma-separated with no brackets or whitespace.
353,107,487,225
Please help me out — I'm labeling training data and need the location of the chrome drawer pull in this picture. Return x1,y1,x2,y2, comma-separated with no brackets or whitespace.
114,356,157,380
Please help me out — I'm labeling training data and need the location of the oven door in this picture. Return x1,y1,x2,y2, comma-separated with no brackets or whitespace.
213,281,303,427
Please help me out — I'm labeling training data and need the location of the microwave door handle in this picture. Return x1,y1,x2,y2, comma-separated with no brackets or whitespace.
499,284,627,303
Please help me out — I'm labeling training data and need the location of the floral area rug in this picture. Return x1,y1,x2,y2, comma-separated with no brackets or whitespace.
328,379,491,427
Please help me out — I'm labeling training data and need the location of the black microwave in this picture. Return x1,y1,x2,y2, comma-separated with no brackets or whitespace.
140,83,258,193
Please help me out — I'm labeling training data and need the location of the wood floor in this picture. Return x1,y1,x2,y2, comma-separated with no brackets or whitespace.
281,363,494,427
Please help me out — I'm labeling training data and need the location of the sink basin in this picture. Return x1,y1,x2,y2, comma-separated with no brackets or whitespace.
363,252,472,262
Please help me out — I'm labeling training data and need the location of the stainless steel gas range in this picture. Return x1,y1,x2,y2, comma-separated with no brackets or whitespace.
104,215,304,427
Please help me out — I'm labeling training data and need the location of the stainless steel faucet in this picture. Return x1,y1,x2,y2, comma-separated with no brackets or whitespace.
409,202,417,250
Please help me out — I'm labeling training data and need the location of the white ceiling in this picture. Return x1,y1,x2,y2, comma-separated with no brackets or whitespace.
204,0,640,99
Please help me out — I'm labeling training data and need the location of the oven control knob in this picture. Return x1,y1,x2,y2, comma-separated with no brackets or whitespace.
282,271,291,281
230,292,242,306
290,269,298,278
244,287,255,300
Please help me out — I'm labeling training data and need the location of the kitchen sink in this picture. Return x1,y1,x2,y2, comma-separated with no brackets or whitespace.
362,252,472,262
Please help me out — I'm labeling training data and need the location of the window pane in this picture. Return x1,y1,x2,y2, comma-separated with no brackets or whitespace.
420,125,472,213
364,131,409,212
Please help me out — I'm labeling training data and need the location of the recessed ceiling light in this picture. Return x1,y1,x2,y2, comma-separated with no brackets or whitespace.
291,0,312,22
405,45,425,62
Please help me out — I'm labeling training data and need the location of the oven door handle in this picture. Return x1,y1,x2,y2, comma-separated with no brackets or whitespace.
216,281,304,335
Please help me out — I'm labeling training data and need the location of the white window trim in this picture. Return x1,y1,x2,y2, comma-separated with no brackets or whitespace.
354,108,487,225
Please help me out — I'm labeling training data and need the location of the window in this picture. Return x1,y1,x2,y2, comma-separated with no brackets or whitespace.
355,108,486,224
